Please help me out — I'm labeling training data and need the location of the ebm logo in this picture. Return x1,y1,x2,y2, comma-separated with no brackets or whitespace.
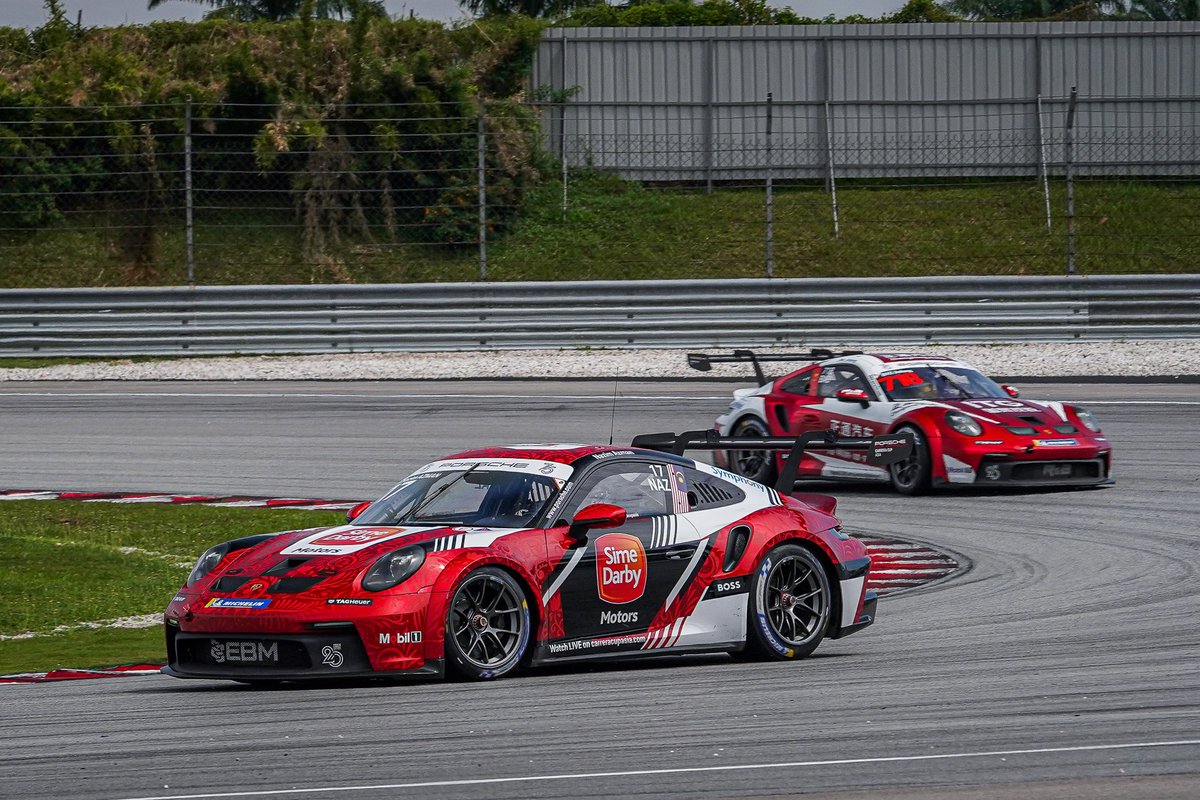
595,533,647,605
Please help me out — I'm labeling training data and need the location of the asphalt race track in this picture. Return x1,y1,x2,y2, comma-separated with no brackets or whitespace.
1,380,1198,800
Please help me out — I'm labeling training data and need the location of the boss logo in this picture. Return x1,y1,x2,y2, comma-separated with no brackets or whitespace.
595,533,647,605
705,577,747,599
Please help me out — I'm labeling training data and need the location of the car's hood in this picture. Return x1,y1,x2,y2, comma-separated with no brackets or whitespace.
932,398,1074,428
200,523,492,593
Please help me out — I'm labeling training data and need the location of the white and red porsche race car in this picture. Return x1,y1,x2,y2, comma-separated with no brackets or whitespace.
692,349,1114,495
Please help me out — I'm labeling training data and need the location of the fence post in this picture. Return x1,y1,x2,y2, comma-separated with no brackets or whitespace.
1036,93,1052,232
1064,86,1078,275
824,98,840,240
765,92,774,279
561,103,569,222
477,95,488,281
704,37,715,195
184,95,195,285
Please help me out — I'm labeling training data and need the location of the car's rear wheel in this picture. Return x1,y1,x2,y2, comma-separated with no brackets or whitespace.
889,424,931,496
445,567,531,680
731,417,777,487
742,544,831,661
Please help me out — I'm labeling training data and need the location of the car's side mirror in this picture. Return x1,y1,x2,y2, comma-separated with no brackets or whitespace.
567,503,627,544
836,387,870,407
1002,384,1020,398
346,501,370,523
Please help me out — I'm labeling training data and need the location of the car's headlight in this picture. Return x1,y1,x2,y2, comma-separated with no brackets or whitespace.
1074,407,1101,432
185,532,282,588
362,546,426,592
944,411,983,436
187,544,229,588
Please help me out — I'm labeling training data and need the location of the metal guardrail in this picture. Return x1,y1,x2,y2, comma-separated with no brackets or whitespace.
1,275,1198,358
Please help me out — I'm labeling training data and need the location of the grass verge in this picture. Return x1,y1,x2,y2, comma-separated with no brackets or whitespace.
0,500,344,674
1,175,1196,287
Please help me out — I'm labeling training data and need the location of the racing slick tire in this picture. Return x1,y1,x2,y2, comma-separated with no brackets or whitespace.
444,567,532,681
742,544,831,661
731,417,778,487
889,424,931,496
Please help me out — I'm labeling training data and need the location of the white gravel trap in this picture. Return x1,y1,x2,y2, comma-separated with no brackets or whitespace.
0,341,1197,381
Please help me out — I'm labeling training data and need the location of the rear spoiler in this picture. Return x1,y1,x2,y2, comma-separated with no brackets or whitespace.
630,429,914,494
687,349,863,386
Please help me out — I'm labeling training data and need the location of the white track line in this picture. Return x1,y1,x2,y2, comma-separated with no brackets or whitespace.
110,739,1200,800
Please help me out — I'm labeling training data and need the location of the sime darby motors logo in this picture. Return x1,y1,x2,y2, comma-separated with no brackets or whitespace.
595,533,647,604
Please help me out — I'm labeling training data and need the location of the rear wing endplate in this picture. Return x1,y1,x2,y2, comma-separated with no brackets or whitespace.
631,429,914,494
687,349,863,386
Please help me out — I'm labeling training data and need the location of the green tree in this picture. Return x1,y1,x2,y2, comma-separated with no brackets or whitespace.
1123,0,1200,18
145,0,385,21
939,1,1123,18
460,0,600,18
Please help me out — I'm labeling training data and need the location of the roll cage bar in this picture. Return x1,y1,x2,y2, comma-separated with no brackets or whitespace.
630,429,914,494
687,349,864,386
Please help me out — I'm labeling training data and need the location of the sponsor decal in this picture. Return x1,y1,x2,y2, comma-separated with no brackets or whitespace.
248,582,266,592
280,526,412,557
547,633,647,654
599,609,639,625
1033,438,1078,447
830,420,876,438
411,458,575,480
963,399,1039,414
171,595,186,603
205,598,271,609
704,577,747,599
320,644,344,668
378,631,422,645
595,533,648,604
984,464,1002,481
1042,464,1074,478
210,640,278,663
709,465,768,492
326,598,373,606
974,440,1004,445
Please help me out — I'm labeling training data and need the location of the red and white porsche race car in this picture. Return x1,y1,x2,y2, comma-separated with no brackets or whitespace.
163,432,910,683
692,349,1114,495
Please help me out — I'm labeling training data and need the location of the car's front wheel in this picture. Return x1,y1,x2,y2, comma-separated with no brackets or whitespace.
742,543,831,661
731,417,778,487
889,424,931,496
444,567,531,680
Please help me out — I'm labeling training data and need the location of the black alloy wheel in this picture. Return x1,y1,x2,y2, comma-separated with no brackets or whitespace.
889,425,931,495
731,417,777,486
445,567,531,680
743,544,831,661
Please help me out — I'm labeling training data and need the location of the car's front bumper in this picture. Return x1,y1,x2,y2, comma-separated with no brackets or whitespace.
163,626,444,681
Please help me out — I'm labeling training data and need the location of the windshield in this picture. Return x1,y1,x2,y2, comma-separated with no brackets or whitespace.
353,469,563,528
877,366,1008,401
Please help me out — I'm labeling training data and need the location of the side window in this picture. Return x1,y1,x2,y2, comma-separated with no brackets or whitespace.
816,365,871,399
564,462,675,519
779,367,817,396
679,467,746,512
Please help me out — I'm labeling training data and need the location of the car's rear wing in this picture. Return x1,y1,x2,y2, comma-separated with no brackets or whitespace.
687,349,863,386
631,429,914,494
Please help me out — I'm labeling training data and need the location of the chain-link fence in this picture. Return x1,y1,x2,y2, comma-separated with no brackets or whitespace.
1,94,1197,287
